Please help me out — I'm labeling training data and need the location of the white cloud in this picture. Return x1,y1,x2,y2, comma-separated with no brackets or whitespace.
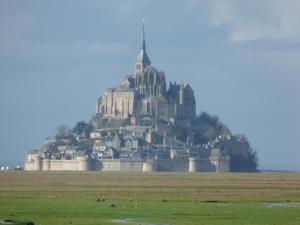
91,0,149,24
209,0,300,42
186,0,201,10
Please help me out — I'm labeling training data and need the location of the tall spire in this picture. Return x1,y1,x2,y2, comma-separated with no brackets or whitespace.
141,19,146,50
136,19,151,75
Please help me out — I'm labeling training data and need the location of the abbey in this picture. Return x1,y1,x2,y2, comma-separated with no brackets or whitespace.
95,23,196,123
25,23,229,173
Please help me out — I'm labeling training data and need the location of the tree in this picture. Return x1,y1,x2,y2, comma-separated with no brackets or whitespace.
220,135,258,172
171,112,259,172
72,121,88,135
84,124,94,138
72,121,94,138
55,124,71,139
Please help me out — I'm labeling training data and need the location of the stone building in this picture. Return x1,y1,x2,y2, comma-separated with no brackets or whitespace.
96,88,135,119
95,22,196,123
25,22,230,173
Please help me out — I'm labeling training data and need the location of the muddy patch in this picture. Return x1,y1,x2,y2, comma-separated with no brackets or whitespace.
111,218,171,225
268,202,300,208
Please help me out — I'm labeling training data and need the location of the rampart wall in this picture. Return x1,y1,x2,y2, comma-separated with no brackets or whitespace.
24,157,229,172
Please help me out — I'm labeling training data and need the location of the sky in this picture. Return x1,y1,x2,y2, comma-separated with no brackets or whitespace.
0,0,300,171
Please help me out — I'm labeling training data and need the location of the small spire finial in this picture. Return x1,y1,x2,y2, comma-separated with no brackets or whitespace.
141,19,146,50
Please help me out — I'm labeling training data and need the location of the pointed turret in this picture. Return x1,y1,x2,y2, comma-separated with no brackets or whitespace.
179,82,184,105
135,21,166,98
136,20,151,75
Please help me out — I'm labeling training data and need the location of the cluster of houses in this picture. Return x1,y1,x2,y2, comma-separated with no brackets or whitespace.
24,23,230,173
27,125,192,162
25,124,230,172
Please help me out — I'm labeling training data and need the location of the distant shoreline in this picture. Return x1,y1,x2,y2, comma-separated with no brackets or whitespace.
260,169,300,173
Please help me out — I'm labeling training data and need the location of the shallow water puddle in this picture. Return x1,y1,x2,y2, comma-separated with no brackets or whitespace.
111,218,171,225
268,202,300,208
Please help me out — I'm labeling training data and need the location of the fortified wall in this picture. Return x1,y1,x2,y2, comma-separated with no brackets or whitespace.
25,157,229,173
24,22,231,173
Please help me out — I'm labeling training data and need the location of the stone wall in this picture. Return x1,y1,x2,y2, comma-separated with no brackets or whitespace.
47,160,79,171
156,159,188,172
197,158,216,172
95,159,144,172
25,158,155,172
98,90,135,119
25,159,80,171
209,157,230,172
94,160,120,171
120,160,143,172
24,161,36,171
24,157,229,172
197,157,230,172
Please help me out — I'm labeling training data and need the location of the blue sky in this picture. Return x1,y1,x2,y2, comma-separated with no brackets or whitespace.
0,0,300,170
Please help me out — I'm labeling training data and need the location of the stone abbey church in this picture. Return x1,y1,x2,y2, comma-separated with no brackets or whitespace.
95,24,196,124
25,23,229,173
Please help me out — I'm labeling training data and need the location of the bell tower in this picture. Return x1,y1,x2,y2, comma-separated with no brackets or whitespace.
135,20,151,75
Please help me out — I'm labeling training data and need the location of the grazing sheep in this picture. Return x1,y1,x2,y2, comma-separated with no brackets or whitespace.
129,198,134,202
4,219,15,223
109,203,116,208
160,197,167,202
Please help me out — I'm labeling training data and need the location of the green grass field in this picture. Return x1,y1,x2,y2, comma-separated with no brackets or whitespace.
0,172,300,225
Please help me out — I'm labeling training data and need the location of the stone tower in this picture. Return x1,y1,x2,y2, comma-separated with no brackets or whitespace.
135,20,151,75
135,21,167,97
94,21,196,123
